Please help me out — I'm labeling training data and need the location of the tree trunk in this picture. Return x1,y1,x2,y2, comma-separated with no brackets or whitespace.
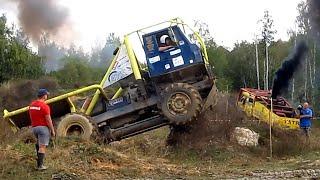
265,42,269,90
243,77,247,88
309,56,314,89
313,42,316,84
255,42,260,89
304,57,308,100
291,78,295,103
0,42,3,82
263,57,266,90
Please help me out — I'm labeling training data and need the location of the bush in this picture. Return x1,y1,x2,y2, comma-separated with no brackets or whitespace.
0,15,45,83
50,56,105,88
0,77,59,112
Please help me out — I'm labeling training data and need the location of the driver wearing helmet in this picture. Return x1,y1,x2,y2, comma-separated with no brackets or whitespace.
158,35,175,51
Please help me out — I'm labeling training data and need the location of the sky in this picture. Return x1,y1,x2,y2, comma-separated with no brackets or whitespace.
0,0,303,52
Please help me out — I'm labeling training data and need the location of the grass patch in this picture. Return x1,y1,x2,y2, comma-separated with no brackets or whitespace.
118,167,142,177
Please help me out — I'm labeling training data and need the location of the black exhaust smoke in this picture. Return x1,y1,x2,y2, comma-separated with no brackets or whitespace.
3,0,70,43
271,42,308,99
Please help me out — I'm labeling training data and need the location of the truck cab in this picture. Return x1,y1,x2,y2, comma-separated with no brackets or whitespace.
143,25,203,77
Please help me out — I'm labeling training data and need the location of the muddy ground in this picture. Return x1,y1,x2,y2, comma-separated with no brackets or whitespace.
1,124,320,179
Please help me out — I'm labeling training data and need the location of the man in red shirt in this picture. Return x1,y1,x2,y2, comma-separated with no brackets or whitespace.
29,88,55,170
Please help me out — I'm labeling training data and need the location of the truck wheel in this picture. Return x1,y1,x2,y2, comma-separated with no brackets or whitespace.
57,114,93,140
162,83,202,125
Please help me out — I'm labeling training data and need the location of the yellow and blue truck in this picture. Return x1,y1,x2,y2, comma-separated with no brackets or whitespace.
237,88,299,129
3,18,217,143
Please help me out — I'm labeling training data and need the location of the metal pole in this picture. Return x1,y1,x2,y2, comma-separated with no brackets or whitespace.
136,31,144,49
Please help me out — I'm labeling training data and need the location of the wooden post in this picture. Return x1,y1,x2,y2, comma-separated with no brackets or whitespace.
265,42,269,90
226,85,229,115
269,98,273,159
255,39,260,90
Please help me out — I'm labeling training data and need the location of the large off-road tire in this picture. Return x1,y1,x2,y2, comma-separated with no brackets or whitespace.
57,114,93,140
161,83,202,125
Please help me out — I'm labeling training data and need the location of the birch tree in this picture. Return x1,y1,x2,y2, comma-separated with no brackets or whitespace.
259,10,277,90
296,1,314,100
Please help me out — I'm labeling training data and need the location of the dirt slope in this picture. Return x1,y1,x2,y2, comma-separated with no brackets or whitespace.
1,91,320,179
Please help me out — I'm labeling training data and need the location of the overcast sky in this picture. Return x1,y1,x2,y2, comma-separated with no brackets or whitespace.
0,0,303,51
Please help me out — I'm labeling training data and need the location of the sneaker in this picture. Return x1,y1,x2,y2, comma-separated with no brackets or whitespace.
37,165,48,170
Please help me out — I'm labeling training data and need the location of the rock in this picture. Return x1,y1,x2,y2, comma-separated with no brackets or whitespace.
251,169,301,179
232,127,259,147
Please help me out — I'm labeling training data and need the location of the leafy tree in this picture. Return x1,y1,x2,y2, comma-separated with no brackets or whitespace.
193,20,215,47
207,45,231,91
296,1,311,36
50,56,104,88
0,14,44,83
226,41,257,89
292,0,320,114
90,33,120,68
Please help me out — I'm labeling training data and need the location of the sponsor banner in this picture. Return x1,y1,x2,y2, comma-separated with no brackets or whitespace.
104,44,133,87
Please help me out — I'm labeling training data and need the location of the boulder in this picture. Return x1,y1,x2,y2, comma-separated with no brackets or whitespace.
232,127,259,147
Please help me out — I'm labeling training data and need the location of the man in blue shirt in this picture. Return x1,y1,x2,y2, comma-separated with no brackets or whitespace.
299,102,313,138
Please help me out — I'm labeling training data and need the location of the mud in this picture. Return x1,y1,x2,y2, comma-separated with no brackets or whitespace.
167,92,246,149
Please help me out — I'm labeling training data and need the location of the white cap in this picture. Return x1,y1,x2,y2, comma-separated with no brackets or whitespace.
160,35,169,44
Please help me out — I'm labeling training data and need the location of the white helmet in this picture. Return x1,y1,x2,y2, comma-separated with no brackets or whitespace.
160,35,169,44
